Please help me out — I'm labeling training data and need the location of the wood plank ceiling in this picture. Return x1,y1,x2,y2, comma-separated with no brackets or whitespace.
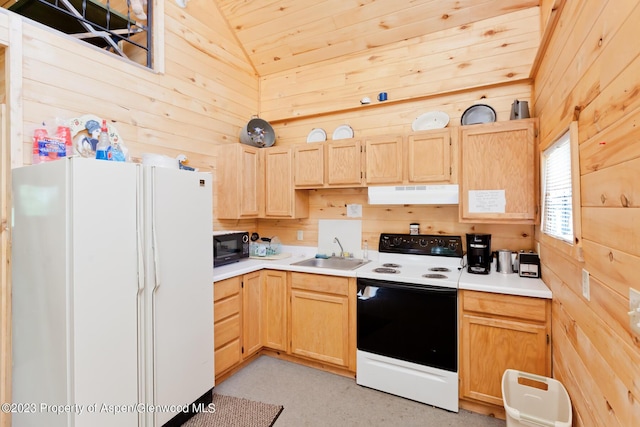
215,0,541,76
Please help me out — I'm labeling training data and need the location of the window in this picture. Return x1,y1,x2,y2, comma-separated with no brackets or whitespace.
5,0,152,68
541,131,573,242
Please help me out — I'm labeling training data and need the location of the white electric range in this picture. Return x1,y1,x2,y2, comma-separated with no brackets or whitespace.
356,233,464,413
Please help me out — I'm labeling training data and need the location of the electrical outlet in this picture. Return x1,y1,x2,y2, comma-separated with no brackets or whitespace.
297,230,303,241
630,288,640,335
581,269,590,301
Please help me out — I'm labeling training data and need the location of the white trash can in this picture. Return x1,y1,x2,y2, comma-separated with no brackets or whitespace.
502,369,572,427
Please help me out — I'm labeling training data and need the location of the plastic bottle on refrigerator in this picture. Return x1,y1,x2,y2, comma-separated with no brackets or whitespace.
95,120,112,161
32,123,48,165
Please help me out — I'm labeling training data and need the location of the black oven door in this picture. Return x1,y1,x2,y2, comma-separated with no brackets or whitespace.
356,278,457,372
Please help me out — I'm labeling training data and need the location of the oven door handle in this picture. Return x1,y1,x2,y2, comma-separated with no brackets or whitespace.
357,278,457,295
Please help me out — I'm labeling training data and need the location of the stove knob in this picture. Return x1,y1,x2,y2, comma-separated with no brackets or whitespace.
419,239,428,247
393,237,403,246
436,239,445,247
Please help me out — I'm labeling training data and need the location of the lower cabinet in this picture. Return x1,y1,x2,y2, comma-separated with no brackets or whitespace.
213,276,242,376
214,270,356,379
459,290,551,408
262,270,288,351
242,271,263,359
213,271,268,379
289,272,355,369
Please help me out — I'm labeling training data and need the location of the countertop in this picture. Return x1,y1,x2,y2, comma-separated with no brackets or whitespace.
213,246,359,281
214,246,552,299
458,262,551,299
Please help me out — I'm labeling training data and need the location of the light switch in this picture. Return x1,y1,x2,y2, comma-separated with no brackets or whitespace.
297,230,303,241
581,269,590,301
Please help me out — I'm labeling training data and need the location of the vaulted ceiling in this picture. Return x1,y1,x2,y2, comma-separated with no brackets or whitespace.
214,0,541,76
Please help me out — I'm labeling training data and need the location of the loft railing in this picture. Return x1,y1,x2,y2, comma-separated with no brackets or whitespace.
8,0,152,68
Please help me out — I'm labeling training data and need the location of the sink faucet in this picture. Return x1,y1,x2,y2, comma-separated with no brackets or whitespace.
333,237,344,258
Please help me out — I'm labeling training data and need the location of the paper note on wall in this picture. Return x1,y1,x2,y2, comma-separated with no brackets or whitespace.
468,190,506,213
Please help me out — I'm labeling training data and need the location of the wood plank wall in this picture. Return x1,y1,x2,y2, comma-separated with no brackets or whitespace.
259,7,540,121
534,1,640,426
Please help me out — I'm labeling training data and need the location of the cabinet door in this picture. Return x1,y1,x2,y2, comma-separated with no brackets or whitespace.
290,289,349,367
407,130,452,183
294,144,325,187
264,147,309,218
460,314,549,406
242,271,262,358
459,120,537,223
326,140,364,186
264,147,294,217
262,270,287,351
365,136,403,184
216,144,261,219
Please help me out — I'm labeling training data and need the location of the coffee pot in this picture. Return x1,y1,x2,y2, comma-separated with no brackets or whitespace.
510,100,530,120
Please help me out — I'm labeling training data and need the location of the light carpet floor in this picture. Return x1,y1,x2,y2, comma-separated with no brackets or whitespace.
214,356,505,427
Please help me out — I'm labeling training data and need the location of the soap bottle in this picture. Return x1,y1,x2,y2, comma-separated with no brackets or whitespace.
95,120,112,161
363,240,369,260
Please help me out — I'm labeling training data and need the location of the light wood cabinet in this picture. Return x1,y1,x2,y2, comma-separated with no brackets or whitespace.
294,144,324,187
215,144,262,219
262,270,288,351
406,129,454,183
326,139,364,187
459,119,537,223
459,290,551,407
242,271,263,359
289,272,353,368
263,146,309,218
213,276,242,377
216,144,308,219
364,135,403,184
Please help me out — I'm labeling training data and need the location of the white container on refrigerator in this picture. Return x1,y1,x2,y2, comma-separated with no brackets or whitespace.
11,157,214,427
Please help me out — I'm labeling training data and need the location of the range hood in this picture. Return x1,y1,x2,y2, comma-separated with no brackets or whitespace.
368,184,459,205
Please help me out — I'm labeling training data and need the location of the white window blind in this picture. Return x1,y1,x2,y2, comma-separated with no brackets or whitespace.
542,131,573,242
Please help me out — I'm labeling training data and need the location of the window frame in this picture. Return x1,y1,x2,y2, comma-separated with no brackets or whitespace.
539,121,583,261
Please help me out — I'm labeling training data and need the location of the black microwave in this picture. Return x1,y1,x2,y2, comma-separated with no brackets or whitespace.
213,231,250,267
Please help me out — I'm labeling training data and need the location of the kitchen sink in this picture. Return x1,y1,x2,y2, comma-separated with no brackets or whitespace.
291,257,370,271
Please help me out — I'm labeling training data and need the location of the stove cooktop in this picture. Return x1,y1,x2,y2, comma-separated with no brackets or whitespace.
357,233,464,288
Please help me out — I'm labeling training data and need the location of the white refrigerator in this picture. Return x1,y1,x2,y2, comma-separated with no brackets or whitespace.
11,157,214,427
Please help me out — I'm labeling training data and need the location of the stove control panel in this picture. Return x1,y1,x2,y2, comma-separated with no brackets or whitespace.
379,233,463,257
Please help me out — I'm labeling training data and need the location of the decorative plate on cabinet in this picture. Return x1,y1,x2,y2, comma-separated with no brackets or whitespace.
460,104,496,125
332,124,354,140
412,111,450,131
306,128,327,143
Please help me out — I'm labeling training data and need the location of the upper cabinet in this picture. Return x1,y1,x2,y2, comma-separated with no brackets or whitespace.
216,144,262,219
293,144,325,187
294,139,365,188
364,135,403,184
216,144,308,219
263,147,309,218
406,129,455,184
459,119,538,223
294,129,456,188
326,139,365,187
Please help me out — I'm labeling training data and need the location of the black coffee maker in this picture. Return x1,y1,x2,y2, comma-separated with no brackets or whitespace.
466,233,492,274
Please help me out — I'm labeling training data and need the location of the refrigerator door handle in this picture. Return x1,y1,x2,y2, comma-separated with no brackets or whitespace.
136,164,145,293
151,166,161,292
